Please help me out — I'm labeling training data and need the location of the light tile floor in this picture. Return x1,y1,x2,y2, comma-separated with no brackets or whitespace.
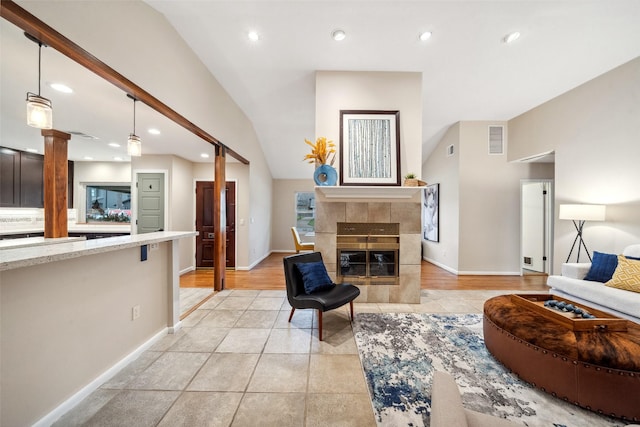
53,289,543,426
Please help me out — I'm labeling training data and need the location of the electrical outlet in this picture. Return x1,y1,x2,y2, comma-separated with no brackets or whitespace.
132,305,141,320
150,242,159,251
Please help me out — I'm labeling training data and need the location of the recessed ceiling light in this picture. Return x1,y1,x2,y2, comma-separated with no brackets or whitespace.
332,30,346,41
248,31,260,42
419,31,432,41
108,142,121,148
50,83,73,93
114,156,124,161
148,128,161,135
83,156,93,160
26,148,38,153
200,153,210,159
503,31,521,44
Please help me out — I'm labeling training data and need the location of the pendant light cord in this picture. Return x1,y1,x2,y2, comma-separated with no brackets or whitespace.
37,42,42,96
132,99,137,135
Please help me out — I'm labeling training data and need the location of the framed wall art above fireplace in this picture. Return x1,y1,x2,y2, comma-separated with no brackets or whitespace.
339,110,401,186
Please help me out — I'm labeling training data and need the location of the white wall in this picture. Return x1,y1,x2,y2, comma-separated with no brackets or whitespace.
423,121,554,274
73,161,131,221
509,57,640,271
272,179,316,252
315,71,423,181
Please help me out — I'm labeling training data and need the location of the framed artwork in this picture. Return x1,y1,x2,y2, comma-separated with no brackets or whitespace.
423,183,439,242
339,110,401,186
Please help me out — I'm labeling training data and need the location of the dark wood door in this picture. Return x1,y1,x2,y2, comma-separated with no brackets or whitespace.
196,181,236,268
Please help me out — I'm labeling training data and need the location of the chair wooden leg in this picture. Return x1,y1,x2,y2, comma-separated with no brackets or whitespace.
288,307,295,322
318,309,323,341
349,300,354,321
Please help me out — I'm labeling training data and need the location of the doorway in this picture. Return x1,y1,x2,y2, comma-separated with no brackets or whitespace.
136,172,166,234
195,181,236,268
521,180,553,274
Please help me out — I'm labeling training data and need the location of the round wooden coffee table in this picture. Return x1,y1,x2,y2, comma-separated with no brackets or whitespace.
483,294,640,422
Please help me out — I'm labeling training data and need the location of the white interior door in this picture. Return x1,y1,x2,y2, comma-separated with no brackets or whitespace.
521,181,552,273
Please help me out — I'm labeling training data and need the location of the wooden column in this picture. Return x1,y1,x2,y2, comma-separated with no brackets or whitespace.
41,129,70,238
213,145,227,291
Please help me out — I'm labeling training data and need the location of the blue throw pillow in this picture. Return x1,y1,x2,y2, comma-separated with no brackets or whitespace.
295,261,335,294
584,251,618,282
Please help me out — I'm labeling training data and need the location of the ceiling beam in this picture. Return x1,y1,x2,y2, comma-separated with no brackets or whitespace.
0,0,250,165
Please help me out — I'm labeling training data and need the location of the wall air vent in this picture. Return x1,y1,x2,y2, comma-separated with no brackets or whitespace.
488,125,504,155
67,130,99,140
447,144,454,157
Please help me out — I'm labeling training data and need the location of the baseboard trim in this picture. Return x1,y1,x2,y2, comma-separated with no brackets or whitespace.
33,327,169,427
422,257,520,276
180,265,195,275
423,257,458,275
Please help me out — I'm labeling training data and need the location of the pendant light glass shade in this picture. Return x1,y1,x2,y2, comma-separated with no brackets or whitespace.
127,95,142,156
26,92,53,129
25,34,53,129
127,133,142,156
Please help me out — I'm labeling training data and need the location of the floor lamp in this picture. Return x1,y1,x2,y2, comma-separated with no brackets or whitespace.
559,204,606,263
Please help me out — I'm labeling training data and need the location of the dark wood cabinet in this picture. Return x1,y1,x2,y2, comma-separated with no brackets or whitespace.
19,152,44,207
1,147,21,207
0,146,73,208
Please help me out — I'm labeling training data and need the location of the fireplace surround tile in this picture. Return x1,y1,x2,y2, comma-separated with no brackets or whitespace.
315,188,422,304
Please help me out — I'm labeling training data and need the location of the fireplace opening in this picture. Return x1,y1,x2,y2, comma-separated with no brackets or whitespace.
336,222,399,285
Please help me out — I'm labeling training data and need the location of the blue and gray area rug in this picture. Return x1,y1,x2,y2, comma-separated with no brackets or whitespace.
353,313,629,427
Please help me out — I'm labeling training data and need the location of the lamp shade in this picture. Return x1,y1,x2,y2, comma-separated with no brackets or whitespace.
26,93,53,129
559,204,606,221
127,134,142,156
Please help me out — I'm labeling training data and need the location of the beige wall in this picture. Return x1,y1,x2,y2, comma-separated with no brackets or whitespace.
132,155,194,272
1,243,173,426
422,123,460,270
423,121,554,274
272,179,316,252
509,57,640,271
315,71,423,180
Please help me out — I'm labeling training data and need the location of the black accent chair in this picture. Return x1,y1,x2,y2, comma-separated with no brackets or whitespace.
283,252,361,341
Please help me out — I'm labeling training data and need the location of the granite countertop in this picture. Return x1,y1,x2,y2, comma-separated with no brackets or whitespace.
0,231,197,271
0,236,87,250
1,223,131,236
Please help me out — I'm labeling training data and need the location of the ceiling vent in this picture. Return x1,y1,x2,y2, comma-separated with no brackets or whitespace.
488,126,504,155
67,130,99,140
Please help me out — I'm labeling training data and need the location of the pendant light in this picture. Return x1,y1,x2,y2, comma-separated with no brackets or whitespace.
127,94,142,156
25,33,53,129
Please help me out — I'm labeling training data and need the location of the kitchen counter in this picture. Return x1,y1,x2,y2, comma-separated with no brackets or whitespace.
0,236,86,250
1,230,197,426
1,223,131,236
0,231,193,271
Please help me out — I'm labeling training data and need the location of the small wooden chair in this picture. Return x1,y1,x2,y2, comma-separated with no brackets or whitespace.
291,227,314,253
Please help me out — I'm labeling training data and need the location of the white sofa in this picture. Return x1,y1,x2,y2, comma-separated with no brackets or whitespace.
546,244,640,324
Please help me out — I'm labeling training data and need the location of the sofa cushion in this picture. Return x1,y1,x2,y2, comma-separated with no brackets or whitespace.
584,251,618,282
606,255,640,293
623,244,640,259
547,275,640,321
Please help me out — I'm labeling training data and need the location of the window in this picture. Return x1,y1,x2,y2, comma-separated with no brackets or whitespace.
295,192,315,233
86,185,131,223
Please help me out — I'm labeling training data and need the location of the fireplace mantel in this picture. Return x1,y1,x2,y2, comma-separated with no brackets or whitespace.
316,186,424,200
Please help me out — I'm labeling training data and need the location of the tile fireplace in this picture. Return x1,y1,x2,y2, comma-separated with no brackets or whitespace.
314,186,423,303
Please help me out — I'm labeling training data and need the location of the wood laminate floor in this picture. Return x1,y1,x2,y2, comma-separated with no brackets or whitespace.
180,252,549,291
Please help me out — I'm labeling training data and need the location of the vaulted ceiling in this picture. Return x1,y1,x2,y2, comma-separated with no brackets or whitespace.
2,1,640,179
